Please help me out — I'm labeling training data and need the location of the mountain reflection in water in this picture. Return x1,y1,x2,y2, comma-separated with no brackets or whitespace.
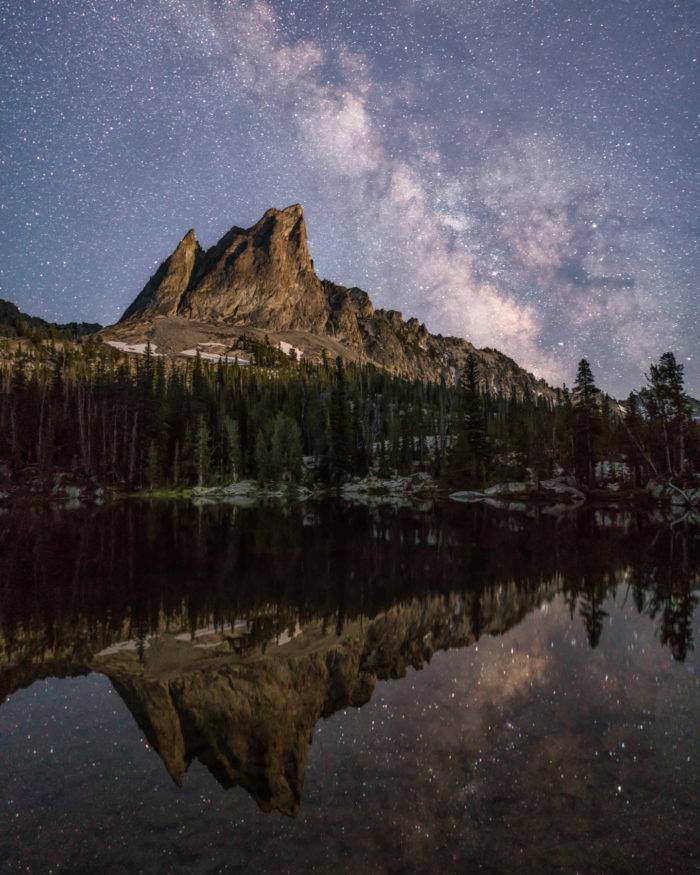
0,501,698,872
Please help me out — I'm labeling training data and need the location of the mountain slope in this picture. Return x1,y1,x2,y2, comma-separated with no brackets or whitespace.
0,298,101,339
117,205,554,398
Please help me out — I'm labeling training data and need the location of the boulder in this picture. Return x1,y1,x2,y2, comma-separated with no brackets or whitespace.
539,478,586,502
540,475,578,489
450,475,585,506
409,471,435,490
646,482,700,507
223,481,259,497
483,481,532,496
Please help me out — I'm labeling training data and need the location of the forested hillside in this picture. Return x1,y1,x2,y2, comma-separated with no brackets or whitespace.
0,298,101,341
0,334,697,493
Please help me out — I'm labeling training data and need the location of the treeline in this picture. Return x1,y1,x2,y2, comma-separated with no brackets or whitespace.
0,336,697,490
449,352,699,489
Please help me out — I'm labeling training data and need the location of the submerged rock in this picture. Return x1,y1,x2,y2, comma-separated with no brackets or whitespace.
192,481,312,506
484,481,533,496
450,475,585,507
340,472,437,506
538,479,586,502
449,491,485,503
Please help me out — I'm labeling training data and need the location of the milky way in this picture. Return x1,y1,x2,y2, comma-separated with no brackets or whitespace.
0,0,697,394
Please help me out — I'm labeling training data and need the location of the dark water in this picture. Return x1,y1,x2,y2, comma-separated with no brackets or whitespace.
0,500,698,873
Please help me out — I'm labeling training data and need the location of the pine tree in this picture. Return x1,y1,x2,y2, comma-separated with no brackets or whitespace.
145,440,160,489
579,587,608,649
181,423,194,484
377,434,391,478
620,392,647,486
224,416,242,482
351,397,370,477
255,428,271,484
193,415,211,487
172,439,181,486
329,356,351,483
449,352,489,487
270,413,303,482
640,352,691,477
572,359,600,486
388,408,401,475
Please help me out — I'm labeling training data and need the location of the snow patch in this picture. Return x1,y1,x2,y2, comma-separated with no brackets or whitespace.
105,340,161,356
180,348,252,365
278,341,304,360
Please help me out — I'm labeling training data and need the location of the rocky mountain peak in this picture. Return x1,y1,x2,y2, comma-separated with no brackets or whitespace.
117,204,555,399
121,204,329,332
178,202,328,330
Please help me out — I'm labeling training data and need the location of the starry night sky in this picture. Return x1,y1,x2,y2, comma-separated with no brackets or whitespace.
1,0,697,394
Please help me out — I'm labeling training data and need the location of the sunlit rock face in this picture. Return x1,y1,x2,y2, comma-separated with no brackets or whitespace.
117,205,554,398
179,205,331,333
121,205,328,332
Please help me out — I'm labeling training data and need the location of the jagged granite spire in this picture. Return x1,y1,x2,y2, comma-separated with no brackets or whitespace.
121,205,328,331
178,204,329,331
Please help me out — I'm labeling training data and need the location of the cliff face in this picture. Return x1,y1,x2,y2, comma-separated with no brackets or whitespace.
323,278,546,394
118,204,552,396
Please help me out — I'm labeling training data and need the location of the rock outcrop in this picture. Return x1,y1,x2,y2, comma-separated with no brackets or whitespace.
117,205,554,397
121,206,328,330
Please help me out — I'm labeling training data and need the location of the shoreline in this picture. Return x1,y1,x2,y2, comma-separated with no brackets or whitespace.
2,477,698,523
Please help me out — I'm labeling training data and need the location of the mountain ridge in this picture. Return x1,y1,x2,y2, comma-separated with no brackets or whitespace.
0,298,101,340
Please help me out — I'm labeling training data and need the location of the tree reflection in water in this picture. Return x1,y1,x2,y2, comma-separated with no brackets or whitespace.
1,501,696,677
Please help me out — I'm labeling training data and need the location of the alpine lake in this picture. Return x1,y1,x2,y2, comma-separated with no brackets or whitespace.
0,497,698,874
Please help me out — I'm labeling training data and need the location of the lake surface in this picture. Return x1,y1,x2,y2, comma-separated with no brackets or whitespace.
0,500,698,873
